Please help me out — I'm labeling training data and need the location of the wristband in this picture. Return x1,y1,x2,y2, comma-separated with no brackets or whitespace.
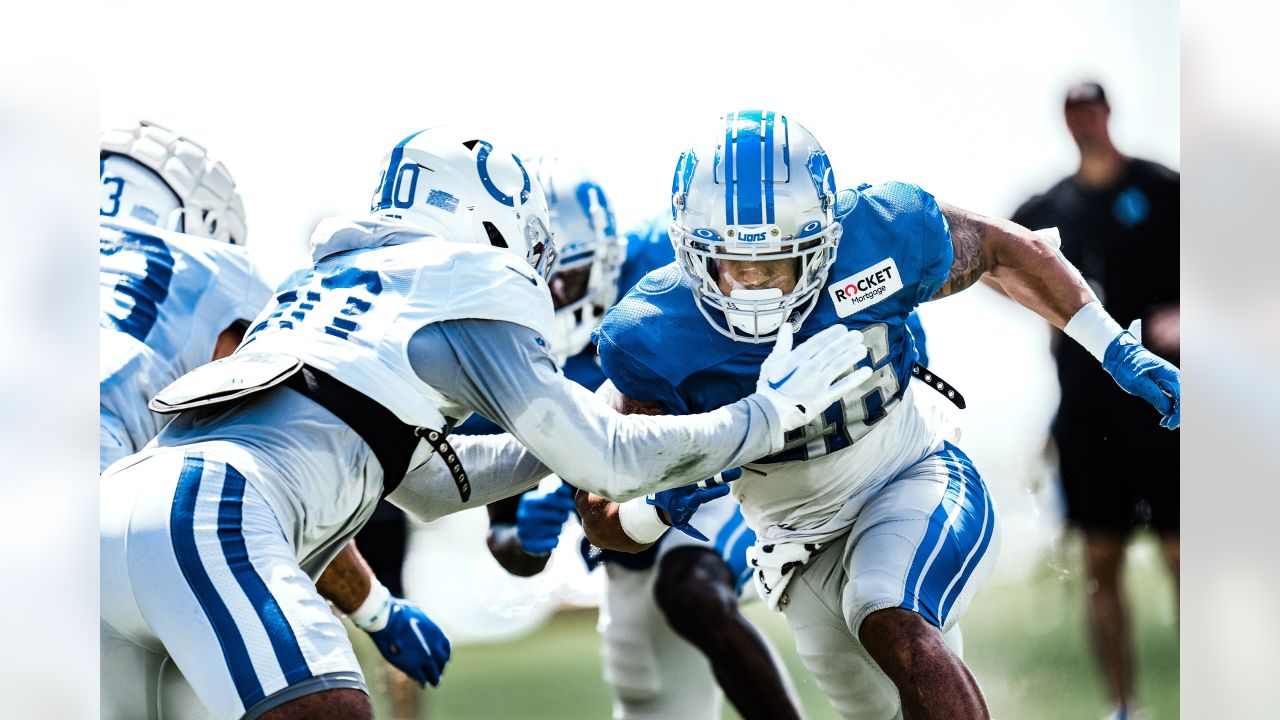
349,580,392,632
617,496,668,544
1063,301,1124,363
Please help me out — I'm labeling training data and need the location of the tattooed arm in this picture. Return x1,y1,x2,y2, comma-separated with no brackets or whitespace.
932,202,1096,329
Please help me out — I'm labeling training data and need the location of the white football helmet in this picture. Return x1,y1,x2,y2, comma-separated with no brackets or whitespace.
670,110,842,343
370,128,556,282
100,121,248,245
532,157,626,361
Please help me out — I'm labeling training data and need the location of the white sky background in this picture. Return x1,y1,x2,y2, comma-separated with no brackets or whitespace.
101,0,1178,280
100,0,1178,581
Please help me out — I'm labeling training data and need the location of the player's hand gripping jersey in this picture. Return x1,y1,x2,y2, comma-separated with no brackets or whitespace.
99,219,271,470
596,182,957,546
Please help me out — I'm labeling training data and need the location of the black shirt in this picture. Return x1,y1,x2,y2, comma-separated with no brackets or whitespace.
1012,158,1179,405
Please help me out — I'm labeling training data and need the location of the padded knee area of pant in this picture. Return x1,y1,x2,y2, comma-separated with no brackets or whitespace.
652,547,736,635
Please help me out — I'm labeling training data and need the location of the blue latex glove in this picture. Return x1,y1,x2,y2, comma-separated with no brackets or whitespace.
1103,331,1180,429
647,482,732,541
366,597,452,687
515,481,576,555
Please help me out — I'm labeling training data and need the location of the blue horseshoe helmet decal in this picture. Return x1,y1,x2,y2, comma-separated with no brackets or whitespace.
474,141,531,207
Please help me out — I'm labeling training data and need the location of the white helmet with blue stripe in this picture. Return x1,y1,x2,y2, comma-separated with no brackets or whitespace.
370,127,557,282
670,110,841,343
532,157,626,361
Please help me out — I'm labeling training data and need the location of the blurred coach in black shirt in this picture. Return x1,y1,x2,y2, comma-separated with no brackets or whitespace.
1012,81,1178,720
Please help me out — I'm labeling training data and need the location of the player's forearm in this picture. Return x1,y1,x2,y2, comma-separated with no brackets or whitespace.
485,525,554,576
574,490,656,553
937,203,1095,328
388,433,551,523
315,541,374,614
986,225,1096,329
512,382,781,502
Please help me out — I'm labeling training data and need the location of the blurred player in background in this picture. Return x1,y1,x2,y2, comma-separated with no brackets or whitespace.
101,127,865,720
100,122,444,719
482,164,804,720
99,121,271,473
1012,82,1179,720
591,110,1180,719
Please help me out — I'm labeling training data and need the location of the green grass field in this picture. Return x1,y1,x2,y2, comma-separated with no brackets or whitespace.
353,532,1178,719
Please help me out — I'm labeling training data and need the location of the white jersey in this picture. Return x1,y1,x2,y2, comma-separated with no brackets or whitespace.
99,219,272,469
149,219,557,572
237,218,557,428
733,384,960,547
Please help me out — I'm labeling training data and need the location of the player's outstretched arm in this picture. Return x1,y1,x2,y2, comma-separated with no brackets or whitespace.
932,202,1179,428
399,319,868,507
316,541,451,687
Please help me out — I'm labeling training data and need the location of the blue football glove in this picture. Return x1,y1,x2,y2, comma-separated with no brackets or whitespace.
1102,331,1180,429
515,481,576,555
647,482,732,541
366,597,452,687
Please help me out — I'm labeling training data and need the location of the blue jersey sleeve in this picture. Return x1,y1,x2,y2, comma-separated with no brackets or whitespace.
911,184,953,303
594,332,689,414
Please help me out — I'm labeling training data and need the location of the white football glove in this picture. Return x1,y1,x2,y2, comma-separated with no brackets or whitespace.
755,323,872,432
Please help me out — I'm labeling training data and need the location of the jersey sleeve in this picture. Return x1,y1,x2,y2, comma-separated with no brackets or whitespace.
909,184,954,304
594,331,689,414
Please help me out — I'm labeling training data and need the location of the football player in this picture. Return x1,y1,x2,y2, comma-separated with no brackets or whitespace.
584,110,1179,719
100,127,868,720
99,122,442,718
99,121,269,473
481,166,804,720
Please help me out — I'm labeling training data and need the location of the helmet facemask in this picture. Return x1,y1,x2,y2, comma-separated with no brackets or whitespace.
671,218,841,343
670,110,843,344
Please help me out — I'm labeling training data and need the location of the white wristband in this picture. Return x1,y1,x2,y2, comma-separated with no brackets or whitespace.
348,581,392,632
1063,301,1124,362
618,497,669,545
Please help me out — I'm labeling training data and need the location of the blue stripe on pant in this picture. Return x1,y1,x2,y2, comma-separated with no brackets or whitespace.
899,443,996,628
218,465,313,686
170,453,312,710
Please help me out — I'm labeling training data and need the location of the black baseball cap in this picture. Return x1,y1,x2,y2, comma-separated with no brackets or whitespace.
1065,81,1108,108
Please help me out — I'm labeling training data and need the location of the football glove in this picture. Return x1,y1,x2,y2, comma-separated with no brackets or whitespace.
359,591,452,687
755,323,872,431
1103,331,1180,429
647,482,732,541
515,480,576,555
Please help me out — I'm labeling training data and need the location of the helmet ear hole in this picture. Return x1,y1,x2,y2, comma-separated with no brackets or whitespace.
462,139,480,151
482,221,508,248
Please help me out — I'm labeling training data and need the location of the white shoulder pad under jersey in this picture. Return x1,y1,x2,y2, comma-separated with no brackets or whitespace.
100,219,273,456
237,238,556,428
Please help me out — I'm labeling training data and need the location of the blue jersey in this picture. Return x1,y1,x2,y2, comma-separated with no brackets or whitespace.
595,182,951,463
